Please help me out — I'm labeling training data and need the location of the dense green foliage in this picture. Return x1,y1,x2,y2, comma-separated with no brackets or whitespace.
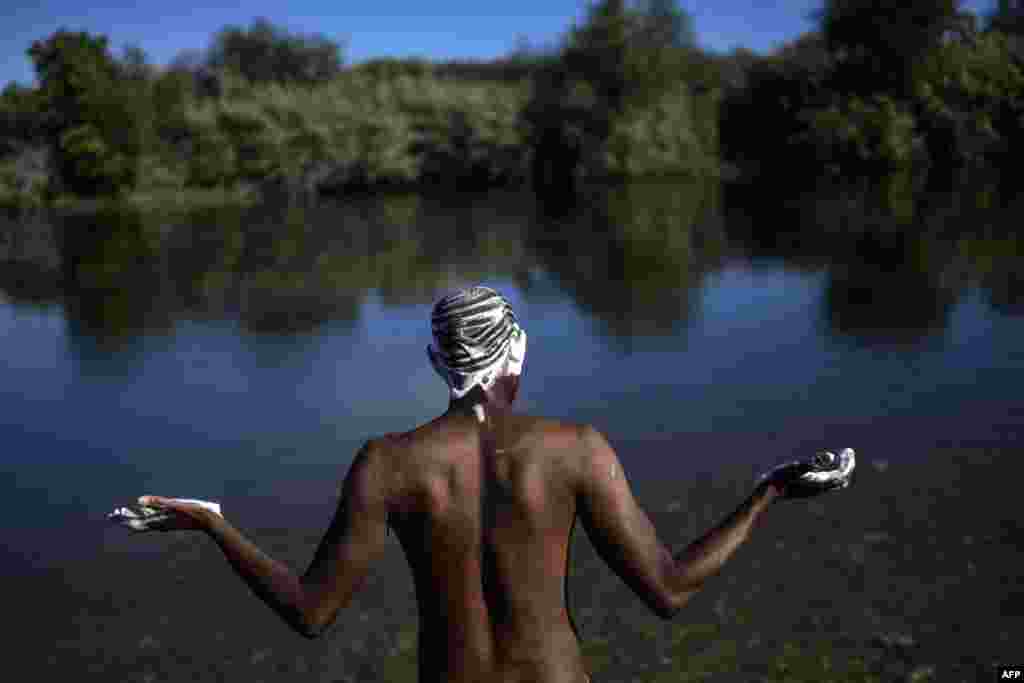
524,0,719,190
181,71,531,193
0,83,44,150
720,0,1024,177
0,83,48,205
989,0,1024,52
26,30,147,196
1,5,721,204
791,94,921,170
816,0,966,96
913,30,1024,166
3,1,1023,204
206,17,344,86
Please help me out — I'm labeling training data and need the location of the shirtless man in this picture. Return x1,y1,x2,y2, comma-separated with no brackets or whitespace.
131,286,850,683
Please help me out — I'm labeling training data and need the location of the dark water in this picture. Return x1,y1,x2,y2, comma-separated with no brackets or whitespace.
2,174,1023,576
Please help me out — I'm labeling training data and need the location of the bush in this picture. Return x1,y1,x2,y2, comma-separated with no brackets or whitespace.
0,84,45,153
216,102,283,180
912,30,1024,165
817,0,963,96
0,154,49,208
792,94,920,169
168,70,529,193
57,123,120,195
720,7,1024,176
184,105,238,188
719,53,829,166
357,58,433,80
603,83,716,177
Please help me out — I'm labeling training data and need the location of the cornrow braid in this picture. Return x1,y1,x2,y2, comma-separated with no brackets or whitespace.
428,286,525,399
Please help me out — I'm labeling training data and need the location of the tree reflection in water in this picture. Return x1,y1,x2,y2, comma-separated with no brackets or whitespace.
0,170,1022,360
722,169,1024,349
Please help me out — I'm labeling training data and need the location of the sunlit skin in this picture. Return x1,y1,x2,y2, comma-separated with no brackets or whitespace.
140,367,808,683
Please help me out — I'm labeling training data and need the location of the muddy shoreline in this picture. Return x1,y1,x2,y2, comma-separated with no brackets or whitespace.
15,441,1022,682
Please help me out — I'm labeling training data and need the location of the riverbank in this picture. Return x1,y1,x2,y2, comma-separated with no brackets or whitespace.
1,186,262,213
2,164,731,215
14,435,1020,682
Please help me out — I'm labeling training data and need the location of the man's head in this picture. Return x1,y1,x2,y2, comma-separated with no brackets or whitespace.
427,286,527,407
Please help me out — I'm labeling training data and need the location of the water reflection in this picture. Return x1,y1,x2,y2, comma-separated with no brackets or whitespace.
722,172,1024,348
528,180,726,350
0,211,62,306
1,173,1022,356
0,180,722,350
60,208,174,351
2,175,1023,574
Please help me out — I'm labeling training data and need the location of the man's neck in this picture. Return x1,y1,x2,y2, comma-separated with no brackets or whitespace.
447,397,512,423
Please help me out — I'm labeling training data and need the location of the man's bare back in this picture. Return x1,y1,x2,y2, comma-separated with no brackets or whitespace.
382,412,590,683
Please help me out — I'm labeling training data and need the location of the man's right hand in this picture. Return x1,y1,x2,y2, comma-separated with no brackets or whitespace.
764,462,848,499
760,449,855,500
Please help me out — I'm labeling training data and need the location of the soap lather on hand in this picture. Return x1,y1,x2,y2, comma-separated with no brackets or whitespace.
108,497,222,532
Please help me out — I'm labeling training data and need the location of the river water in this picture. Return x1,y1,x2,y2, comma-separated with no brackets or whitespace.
2,175,1022,577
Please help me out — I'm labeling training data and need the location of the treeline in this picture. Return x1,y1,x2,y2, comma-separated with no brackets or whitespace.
0,2,720,206
2,1,1022,206
720,0,1024,178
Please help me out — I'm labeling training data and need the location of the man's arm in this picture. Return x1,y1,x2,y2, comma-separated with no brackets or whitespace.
203,512,311,636
202,439,391,639
575,425,779,620
668,476,778,597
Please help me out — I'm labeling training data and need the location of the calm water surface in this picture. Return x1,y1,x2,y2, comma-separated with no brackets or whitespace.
2,176,1023,574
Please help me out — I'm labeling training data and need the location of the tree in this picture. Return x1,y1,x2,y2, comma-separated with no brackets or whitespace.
28,29,142,195
169,48,204,74
29,31,118,131
117,44,158,153
989,0,1024,33
509,34,536,60
815,0,966,95
714,47,761,91
0,83,44,151
526,0,706,188
504,34,560,77
206,18,344,85
562,0,700,111
119,44,154,82
563,0,633,114
633,0,696,50
988,0,1024,63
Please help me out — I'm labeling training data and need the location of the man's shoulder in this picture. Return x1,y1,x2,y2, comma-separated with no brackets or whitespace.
366,415,597,458
531,416,604,442
362,420,465,461
384,413,586,436
496,413,594,445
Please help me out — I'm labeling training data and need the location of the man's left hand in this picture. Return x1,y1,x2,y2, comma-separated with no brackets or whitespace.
117,496,218,533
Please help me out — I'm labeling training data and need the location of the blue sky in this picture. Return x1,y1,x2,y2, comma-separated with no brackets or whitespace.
2,0,996,87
